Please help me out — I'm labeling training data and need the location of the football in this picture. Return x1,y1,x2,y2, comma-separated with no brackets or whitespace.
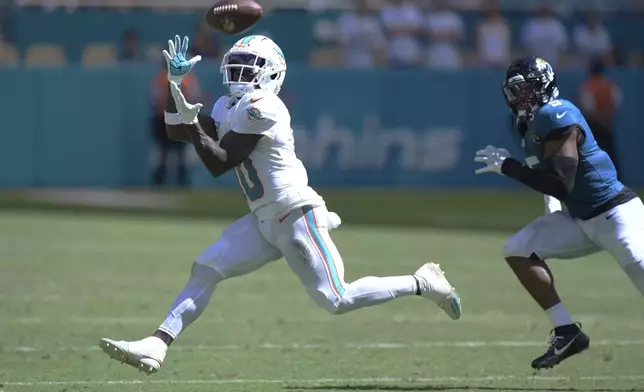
205,0,263,35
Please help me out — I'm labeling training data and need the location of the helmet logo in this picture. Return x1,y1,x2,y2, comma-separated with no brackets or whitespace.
535,57,554,80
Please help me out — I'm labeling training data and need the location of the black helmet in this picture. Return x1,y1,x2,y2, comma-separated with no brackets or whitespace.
502,57,559,121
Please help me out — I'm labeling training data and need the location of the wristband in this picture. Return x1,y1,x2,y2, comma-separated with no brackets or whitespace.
164,112,183,125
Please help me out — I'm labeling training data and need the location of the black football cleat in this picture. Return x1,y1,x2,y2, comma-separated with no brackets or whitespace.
531,324,590,370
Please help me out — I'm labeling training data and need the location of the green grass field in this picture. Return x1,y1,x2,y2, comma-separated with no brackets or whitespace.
2,208,644,392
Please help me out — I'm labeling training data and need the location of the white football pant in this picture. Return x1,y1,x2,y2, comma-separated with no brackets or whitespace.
503,197,644,296
158,205,417,338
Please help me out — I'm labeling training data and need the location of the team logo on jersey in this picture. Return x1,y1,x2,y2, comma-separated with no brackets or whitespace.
247,106,262,121
531,135,541,144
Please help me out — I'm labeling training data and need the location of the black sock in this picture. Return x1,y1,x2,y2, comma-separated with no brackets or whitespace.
554,323,579,336
153,330,175,346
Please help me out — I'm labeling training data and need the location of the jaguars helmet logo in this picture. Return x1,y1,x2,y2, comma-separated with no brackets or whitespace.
535,58,554,81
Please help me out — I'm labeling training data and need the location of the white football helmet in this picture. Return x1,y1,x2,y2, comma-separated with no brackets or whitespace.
221,35,287,98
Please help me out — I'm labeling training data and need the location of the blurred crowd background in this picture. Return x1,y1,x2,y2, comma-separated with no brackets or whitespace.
2,0,643,69
0,0,642,192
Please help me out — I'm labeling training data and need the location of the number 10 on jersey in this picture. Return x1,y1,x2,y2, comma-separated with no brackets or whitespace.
235,159,264,202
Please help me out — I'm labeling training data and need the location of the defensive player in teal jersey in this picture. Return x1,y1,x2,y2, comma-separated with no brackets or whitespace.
474,57,644,370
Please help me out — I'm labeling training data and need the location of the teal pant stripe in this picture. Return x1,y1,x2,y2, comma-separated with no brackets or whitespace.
303,207,345,297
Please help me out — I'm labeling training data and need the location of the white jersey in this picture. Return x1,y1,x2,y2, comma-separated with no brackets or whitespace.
210,89,324,220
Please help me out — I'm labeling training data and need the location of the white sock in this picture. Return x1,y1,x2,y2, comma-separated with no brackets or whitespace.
335,275,417,314
545,302,573,328
157,263,223,339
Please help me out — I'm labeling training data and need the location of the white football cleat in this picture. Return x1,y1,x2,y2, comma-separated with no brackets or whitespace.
414,262,462,320
98,336,167,374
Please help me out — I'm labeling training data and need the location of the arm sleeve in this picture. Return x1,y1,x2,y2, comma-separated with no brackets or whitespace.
501,155,577,200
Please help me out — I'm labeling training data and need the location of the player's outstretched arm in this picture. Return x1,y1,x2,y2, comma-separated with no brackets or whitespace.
162,35,216,142
164,82,190,142
164,83,217,143
501,126,580,200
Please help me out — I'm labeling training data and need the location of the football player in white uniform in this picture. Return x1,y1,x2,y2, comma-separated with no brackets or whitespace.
98,35,462,374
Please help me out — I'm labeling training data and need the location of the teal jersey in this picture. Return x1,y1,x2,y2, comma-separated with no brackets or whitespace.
510,99,623,219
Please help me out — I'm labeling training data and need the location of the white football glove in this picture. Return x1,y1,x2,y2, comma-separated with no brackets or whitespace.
169,81,202,125
162,35,201,84
474,145,510,175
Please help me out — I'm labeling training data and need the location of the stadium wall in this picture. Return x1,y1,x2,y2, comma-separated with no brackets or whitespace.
1,66,642,189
